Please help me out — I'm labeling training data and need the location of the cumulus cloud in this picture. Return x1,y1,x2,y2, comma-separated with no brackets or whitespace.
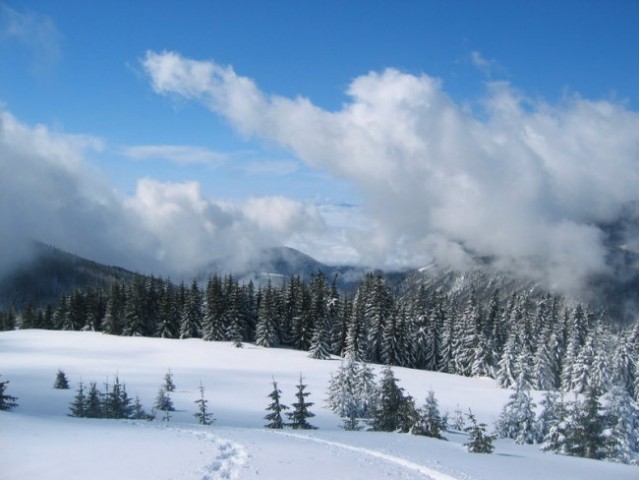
0,108,325,278
121,144,227,167
143,50,639,291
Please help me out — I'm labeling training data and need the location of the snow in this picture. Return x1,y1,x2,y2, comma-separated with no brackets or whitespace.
1,329,637,480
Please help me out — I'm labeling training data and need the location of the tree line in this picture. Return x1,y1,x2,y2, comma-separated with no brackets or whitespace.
2,271,639,403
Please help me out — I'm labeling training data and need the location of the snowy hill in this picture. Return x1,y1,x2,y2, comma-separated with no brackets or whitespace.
1,330,636,480
0,243,142,310
200,246,371,291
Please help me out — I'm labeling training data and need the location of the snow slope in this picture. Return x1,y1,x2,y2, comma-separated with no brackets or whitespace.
1,330,636,480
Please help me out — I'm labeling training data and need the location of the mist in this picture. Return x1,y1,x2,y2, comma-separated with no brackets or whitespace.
143,51,639,292
0,110,324,279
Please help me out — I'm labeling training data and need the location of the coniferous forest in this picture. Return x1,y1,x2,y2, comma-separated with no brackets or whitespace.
2,270,638,405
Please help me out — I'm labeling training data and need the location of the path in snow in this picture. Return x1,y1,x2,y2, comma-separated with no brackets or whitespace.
274,431,470,480
193,430,249,480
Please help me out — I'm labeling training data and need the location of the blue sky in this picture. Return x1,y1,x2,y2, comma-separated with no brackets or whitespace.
2,1,639,287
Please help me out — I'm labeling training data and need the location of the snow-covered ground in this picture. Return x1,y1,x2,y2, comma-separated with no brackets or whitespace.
1,329,636,480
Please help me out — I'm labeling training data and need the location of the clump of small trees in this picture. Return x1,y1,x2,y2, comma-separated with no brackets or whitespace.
264,374,316,430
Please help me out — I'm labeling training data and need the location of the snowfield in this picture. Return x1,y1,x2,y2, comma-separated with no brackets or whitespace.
1,329,636,480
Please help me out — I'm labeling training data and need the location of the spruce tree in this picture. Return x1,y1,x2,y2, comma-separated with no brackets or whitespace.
103,375,133,419
85,382,103,418
397,393,419,433
163,369,176,392
264,378,288,429
535,390,564,443
53,369,70,389
411,390,446,439
288,374,317,429
327,358,376,430
368,366,407,432
179,280,202,339
194,382,214,425
495,378,537,444
154,386,174,413
0,376,18,411
156,283,178,339
464,409,496,453
255,280,280,348
68,382,87,417
603,385,639,465
568,388,609,459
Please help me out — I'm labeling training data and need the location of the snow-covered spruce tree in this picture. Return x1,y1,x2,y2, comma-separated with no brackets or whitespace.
0,376,18,411
103,375,133,419
570,387,612,459
543,389,611,460
368,365,410,432
411,390,446,439
156,283,178,339
163,369,176,392
495,376,537,444
496,331,519,388
603,385,639,465
308,271,332,360
101,284,124,335
533,329,560,390
153,386,174,413
288,374,317,429
179,280,203,339
611,339,636,397
255,280,280,348
68,381,87,417
535,390,565,443
541,397,571,455
194,382,214,425
122,286,144,337
264,378,288,429
53,369,70,389
326,357,378,430
393,392,418,434
326,357,361,430
226,283,245,348
464,409,496,454
85,382,103,418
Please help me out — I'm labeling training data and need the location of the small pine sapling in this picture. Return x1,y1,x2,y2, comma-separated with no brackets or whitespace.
265,378,288,429
163,369,176,392
53,369,70,389
464,409,496,454
154,386,175,412
451,404,466,431
288,374,317,430
411,390,446,439
85,382,103,418
194,382,214,425
68,382,87,417
0,376,18,411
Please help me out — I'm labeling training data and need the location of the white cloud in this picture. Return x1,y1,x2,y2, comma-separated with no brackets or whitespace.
0,107,330,277
0,4,62,73
121,144,226,167
469,50,502,77
143,50,639,291
241,158,300,176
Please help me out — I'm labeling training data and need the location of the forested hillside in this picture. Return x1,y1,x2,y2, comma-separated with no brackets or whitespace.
3,268,637,405
0,243,142,310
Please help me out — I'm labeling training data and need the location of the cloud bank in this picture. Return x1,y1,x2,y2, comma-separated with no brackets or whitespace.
0,109,323,277
143,50,639,291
